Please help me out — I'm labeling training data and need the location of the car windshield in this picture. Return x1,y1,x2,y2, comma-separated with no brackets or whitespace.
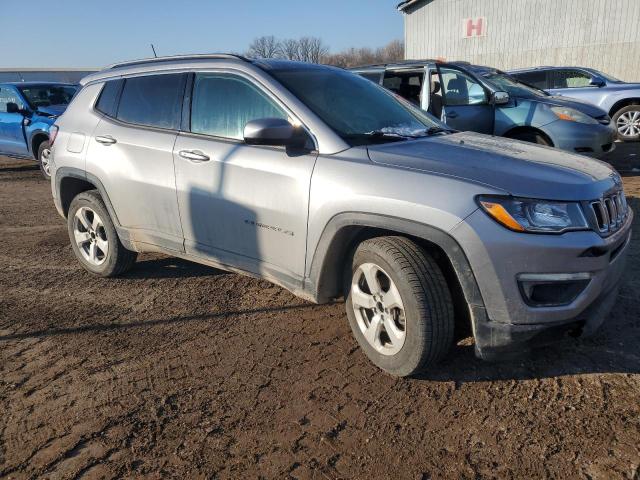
481,72,548,98
592,69,622,83
18,84,77,108
264,64,446,145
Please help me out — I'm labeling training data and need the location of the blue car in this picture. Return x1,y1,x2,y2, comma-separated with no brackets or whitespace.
352,61,616,158
0,82,77,177
508,66,640,142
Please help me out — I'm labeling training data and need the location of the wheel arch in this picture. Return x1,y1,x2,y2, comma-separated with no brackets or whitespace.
29,130,49,159
608,98,640,118
307,213,486,338
503,126,554,146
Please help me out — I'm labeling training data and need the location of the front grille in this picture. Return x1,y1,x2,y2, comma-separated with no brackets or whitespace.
590,191,628,234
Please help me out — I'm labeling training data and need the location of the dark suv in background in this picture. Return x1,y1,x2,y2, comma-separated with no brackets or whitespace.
352,61,616,157
509,66,640,142
0,82,77,177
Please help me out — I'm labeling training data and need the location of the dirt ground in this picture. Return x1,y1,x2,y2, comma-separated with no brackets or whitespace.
0,147,639,480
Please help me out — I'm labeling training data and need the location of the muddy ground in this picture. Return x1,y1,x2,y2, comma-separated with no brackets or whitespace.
0,147,639,479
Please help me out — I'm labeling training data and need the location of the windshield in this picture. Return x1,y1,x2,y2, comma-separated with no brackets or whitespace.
18,85,77,109
592,70,622,83
265,65,445,145
481,72,548,98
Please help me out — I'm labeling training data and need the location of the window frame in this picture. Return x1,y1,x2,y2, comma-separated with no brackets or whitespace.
182,69,316,149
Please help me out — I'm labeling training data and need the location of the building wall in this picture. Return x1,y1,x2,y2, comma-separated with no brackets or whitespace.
403,0,640,81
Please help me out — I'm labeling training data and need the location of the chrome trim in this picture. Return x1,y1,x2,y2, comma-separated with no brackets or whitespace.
518,272,592,282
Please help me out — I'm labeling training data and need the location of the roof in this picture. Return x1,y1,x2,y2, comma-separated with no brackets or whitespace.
105,53,248,70
350,60,475,71
397,0,424,11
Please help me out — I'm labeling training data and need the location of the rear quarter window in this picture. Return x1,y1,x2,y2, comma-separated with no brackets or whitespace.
95,79,123,117
115,74,185,130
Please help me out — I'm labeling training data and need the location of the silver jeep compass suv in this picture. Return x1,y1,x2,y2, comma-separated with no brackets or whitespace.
49,55,632,376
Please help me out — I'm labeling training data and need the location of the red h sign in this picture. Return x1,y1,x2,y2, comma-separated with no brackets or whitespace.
463,17,486,38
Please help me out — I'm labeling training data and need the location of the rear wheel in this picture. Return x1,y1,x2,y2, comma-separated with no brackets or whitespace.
612,105,640,142
508,130,551,146
38,141,52,179
345,236,454,377
67,190,137,277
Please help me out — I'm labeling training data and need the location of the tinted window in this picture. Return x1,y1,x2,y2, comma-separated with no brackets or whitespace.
549,69,592,89
95,79,123,117
439,68,487,106
116,74,184,129
514,71,548,89
190,74,287,140
0,86,24,112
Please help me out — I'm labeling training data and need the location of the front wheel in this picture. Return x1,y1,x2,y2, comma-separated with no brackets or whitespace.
67,190,137,277
345,236,454,377
38,141,52,179
612,105,640,142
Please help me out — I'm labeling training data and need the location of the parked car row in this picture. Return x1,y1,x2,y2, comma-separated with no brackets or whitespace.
352,60,640,153
45,54,632,376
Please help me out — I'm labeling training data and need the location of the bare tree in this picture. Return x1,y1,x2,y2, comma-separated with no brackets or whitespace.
323,40,405,68
281,38,301,61
298,37,329,63
246,36,282,59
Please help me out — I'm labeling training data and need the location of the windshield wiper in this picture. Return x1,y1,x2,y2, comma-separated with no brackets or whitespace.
423,126,452,135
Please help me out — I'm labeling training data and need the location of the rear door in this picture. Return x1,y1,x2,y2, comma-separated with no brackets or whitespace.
0,86,29,156
86,73,186,252
436,64,494,134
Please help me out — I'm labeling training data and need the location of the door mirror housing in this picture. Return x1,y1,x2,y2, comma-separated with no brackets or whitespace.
6,102,20,114
492,91,510,105
244,118,304,147
589,78,606,87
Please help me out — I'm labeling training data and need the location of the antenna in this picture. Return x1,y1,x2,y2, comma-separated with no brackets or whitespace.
150,44,158,58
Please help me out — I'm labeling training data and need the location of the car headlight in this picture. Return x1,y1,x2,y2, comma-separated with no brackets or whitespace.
478,196,589,233
550,106,598,125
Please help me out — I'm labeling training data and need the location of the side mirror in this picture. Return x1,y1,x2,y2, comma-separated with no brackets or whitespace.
492,91,510,105
590,78,605,88
244,118,304,147
6,102,20,114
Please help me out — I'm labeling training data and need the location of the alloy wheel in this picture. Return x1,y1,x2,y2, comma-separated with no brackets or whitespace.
73,207,109,266
616,110,640,138
40,148,52,177
351,262,407,356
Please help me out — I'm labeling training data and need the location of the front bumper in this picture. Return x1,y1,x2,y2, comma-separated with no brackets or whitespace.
544,119,616,158
452,206,633,359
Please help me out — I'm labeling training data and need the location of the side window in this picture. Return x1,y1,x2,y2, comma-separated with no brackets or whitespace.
190,73,287,140
439,68,487,106
116,74,184,129
382,71,424,106
514,71,548,89
549,69,592,89
358,72,382,84
0,87,24,112
95,79,123,117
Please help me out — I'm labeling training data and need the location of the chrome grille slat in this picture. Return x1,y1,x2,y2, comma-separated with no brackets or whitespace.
590,191,628,234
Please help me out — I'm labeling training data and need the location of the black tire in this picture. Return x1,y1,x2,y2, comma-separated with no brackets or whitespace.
611,105,640,142
67,190,137,277
37,140,52,179
344,236,454,377
508,130,551,146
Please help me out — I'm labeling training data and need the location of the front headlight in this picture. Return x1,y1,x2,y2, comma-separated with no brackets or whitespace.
478,196,589,233
550,106,599,125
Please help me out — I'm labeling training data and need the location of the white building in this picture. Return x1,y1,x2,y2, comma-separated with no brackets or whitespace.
398,0,640,81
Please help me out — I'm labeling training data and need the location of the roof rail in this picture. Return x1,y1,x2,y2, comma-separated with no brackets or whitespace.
105,53,249,70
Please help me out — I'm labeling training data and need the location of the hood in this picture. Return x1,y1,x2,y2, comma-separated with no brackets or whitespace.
538,95,608,118
35,104,67,117
366,131,619,201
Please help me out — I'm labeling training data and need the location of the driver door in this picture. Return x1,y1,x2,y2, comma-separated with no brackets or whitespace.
0,86,29,156
436,65,494,134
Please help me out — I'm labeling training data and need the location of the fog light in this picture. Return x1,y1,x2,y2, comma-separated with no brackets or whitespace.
518,273,591,307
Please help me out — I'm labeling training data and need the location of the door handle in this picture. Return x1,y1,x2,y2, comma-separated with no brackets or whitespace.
447,111,458,119
179,149,210,162
95,135,117,145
